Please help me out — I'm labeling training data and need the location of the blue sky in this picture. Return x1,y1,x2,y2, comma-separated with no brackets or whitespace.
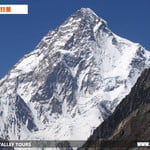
0,0,149,79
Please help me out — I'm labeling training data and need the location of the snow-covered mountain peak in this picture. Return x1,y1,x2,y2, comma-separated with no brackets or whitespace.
75,8,100,20
0,8,149,144
75,8,105,22
59,7,107,37
77,8,94,14
73,8,99,18
74,8,107,27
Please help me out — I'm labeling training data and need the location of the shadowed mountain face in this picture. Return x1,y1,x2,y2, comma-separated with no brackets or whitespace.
81,68,150,150
0,8,149,143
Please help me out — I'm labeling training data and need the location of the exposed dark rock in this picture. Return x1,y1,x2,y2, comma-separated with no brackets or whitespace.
15,95,38,131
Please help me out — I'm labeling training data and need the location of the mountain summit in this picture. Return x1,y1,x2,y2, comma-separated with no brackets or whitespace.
0,8,149,142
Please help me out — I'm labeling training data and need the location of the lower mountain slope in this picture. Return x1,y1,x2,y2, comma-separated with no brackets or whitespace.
81,68,150,150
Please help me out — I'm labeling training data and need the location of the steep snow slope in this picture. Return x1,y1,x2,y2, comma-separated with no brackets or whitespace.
0,8,149,142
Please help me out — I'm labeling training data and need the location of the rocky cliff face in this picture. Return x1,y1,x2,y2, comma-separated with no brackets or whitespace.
81,68,150,150
0,8,149,142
